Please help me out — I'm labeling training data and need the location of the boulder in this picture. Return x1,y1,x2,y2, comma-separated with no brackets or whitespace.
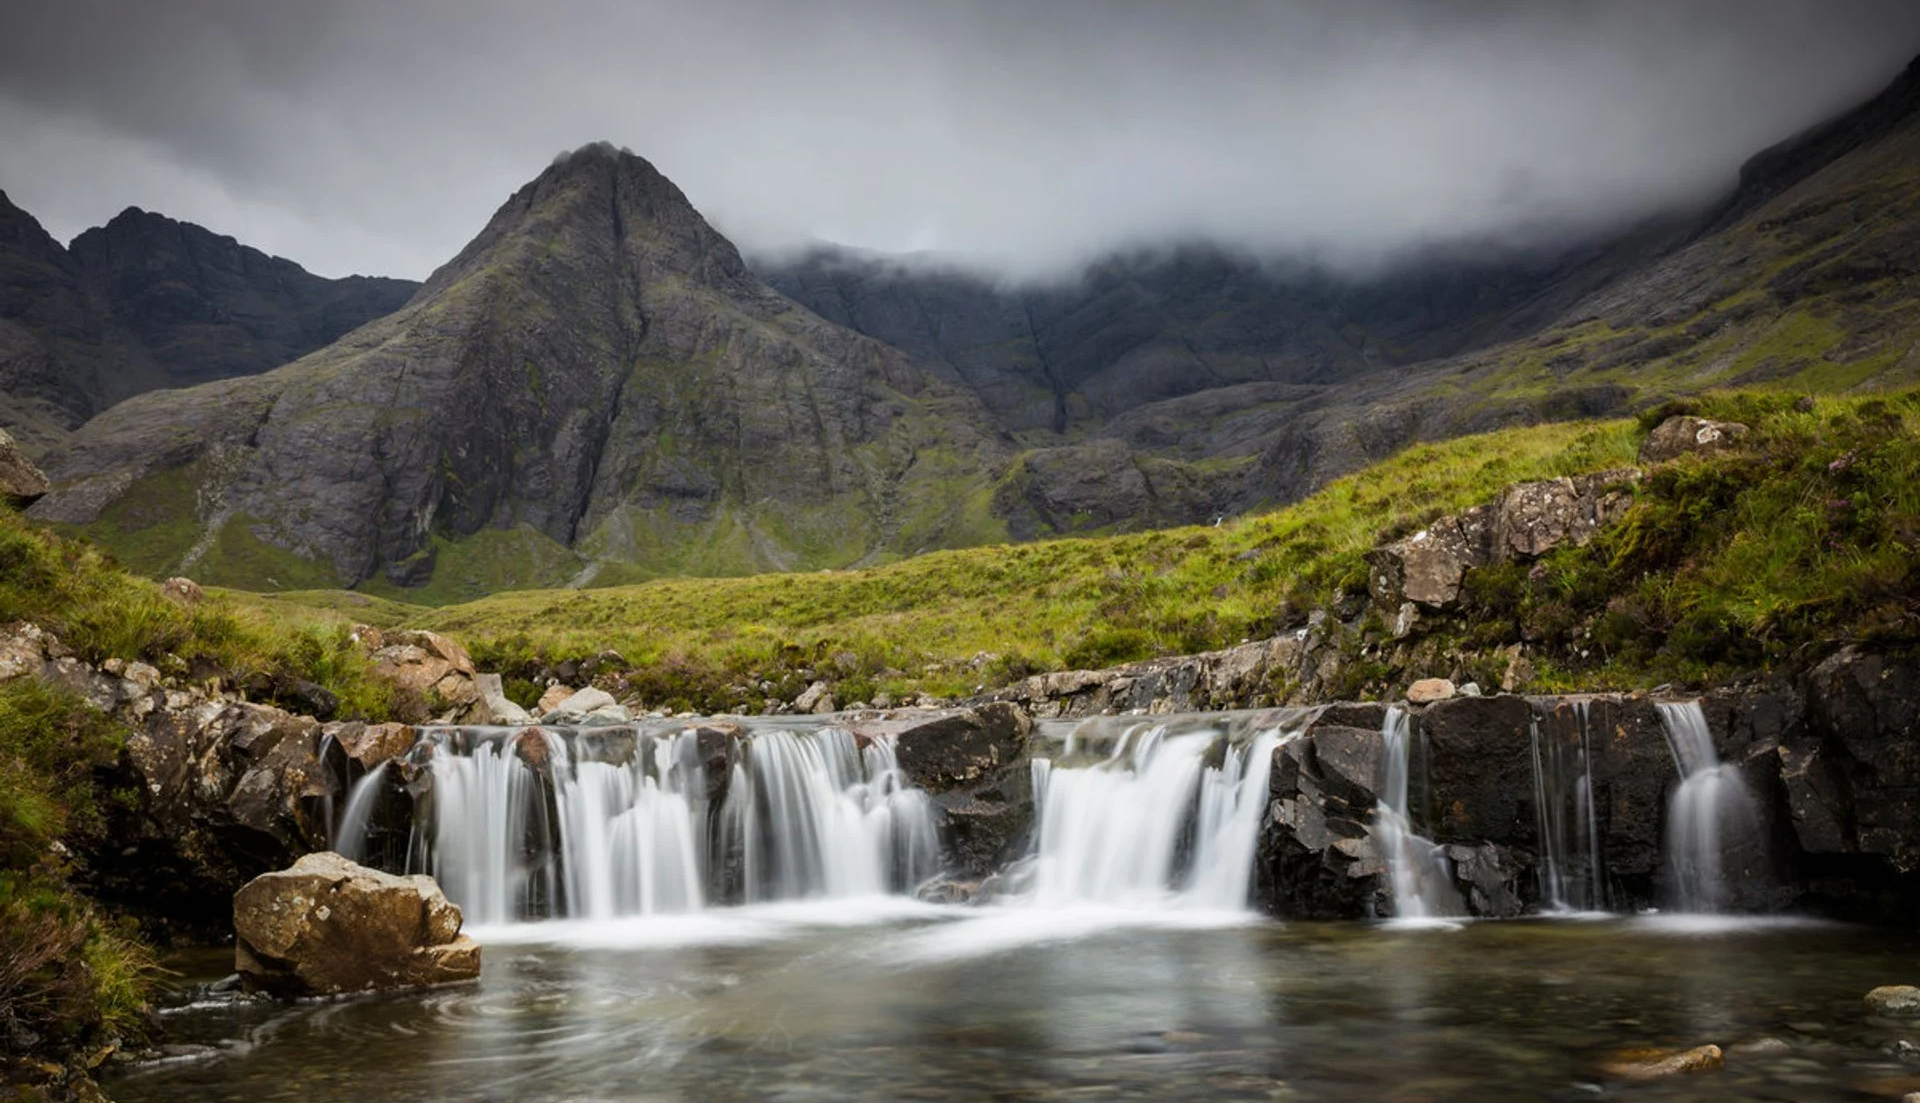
369,630,480,718
159,576,205,605
1490,470,1639,560
860,703,1035,877
793,680,832,713
539,686,629,725
465,672,532,725
1638,415,1750,465
1866,985,1920,1018
1406,678,1455,704
1600,1044,1724,1080
1366,506,1493,610
0,426,48,505
233,852,480,997
537,684,575,714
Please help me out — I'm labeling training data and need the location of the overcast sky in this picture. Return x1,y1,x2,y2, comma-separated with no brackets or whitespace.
4,0,1919,282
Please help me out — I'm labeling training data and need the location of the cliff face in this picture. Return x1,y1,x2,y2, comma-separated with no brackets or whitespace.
0,192,418,450
33,145,1005,596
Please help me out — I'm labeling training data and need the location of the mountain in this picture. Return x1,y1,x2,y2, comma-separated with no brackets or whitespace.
764,57,1920,538
32,144,1004,598
0,192,417,451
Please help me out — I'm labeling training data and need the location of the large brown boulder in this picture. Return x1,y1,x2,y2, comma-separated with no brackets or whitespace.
368,630,480,719
0,426,49,505
233,852,480,997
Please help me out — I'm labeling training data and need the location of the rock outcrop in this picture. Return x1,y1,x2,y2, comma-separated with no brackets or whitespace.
1637,415,1751,465
0,425,47,503
233,852,479,997
857,703,1036,878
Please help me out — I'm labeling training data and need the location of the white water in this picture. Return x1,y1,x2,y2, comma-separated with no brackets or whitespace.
1528,702,1605,913
1024,721,1282,910
1657,700,1758,913
1373,706,1464,921
423,724,940,923
332,761,389,863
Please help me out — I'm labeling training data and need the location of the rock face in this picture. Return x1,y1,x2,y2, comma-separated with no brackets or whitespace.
0,424,47,503
1638,415,1751,465
233,852,480,997
34,145,1002,596
0,189,416,438
1367,469,1639,611
862,703,1036,878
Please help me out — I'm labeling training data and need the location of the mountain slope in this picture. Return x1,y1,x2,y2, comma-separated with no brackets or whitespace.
0,191,417,447
33,145,1005,598
766,57,1920,540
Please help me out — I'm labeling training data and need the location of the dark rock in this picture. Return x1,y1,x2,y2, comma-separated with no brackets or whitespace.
233,852,480,998
863,703,1036,877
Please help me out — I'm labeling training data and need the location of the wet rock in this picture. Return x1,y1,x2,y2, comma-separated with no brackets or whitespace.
330,721,418,771
1600,1044,1724,1079
869,703,1035,877
1406,678,1455,704
1729,1036,1792,1057
1258,703,1389,918
233,852,480,998
159,576,205,606
1868,986,1920,1018
688,721,744,803
1638,415,1750,465
0,425,49,504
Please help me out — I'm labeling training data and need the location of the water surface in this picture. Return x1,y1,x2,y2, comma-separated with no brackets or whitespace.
119,910,1920,1103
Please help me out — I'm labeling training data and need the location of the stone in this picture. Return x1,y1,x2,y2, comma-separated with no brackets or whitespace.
1600,1044,1724,1080
466,672,532,725
537,684,575,714
159,577,205,606
1638,415,1751,465
793,680,832,713
233,852,480,998
0,426,49,504
1491,470,1639,560
1867,986,1920,1018
1366,506,1493,610
539,686,627,725
1406,678,1456,704
860,703,1035,877
369,630,479,718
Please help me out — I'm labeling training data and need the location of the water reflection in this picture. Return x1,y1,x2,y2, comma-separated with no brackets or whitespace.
118,917,1920,1103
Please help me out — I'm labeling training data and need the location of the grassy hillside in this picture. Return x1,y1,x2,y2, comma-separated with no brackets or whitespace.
219,389,1916,714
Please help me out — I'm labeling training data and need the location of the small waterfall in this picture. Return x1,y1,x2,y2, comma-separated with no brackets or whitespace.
1657,701,1759,913
422,723,941,924
1024,721,1283,909
333,761,390,863
718,728,940,902
1373,706,1464,920
1529,702,1605,912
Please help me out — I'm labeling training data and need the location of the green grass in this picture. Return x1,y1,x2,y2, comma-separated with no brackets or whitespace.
367,418,1640,709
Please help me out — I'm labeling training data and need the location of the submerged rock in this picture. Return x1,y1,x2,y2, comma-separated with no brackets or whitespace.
1867,986,1920,1018
1600,1044,1724,1080
233,852,480,998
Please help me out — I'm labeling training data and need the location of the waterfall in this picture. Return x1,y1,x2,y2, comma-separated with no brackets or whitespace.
1656,700,1759,913
421,723,940,924
1024,720,1283,909
718,728,940,902
1529,702,1605,912
333,761,390,863
1373,706,1464,920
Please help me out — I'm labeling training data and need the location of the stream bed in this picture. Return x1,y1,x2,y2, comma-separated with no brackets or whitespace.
116,908,1920,1103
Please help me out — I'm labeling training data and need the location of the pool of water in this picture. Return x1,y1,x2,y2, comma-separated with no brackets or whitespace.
116,906,1920,1103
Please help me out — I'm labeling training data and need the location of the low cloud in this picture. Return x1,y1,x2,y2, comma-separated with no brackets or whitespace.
3,0,1917,281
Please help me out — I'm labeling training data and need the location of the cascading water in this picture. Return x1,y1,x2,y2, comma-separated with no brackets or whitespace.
1528,702,1605,912
1657,700,1760,912
1023,717,1286,909
332,761,390,863
1373,706,1464,920
419,723,941,924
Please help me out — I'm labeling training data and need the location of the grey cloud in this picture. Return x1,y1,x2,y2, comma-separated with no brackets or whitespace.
2,0,1917,281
